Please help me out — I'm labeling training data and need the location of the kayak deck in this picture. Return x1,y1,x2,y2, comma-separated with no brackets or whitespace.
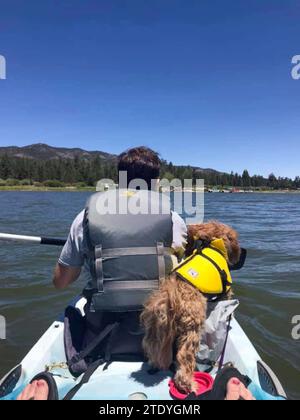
0,297,286,400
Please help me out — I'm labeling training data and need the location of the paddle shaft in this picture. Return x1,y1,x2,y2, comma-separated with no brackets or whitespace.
0,233,66,246
0,234,247,269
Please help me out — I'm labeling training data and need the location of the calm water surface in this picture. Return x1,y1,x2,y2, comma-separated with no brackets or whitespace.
0,191,299,399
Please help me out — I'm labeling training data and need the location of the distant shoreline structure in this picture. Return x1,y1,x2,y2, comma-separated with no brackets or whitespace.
0,185,299,194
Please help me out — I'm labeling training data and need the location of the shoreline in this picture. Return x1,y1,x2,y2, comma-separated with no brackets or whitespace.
0,186,300,193
0,186,95,192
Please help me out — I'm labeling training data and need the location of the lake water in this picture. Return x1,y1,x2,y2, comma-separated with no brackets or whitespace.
0,191,299,399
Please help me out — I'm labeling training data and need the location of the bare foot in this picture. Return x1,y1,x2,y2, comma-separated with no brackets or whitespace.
17,380,49,400
225,378,256,400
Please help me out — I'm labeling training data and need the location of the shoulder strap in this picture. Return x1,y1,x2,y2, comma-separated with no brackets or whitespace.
68,322,120,368
218,315,232,371
198,251,231,295
63,359,105,400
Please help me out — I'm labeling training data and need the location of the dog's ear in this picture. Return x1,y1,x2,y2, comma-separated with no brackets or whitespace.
186,225,196,256
186,224,211,256
223,232,241,265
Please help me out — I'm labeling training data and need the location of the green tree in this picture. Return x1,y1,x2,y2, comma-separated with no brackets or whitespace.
268,173,277,189
0,154,11,179
242,170,251,188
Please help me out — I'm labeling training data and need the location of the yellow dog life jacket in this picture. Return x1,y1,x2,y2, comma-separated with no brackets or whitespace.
175,239,232,298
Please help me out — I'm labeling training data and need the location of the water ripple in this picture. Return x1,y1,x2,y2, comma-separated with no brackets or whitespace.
0,191,299,398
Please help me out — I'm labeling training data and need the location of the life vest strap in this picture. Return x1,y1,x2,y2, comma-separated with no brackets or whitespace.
196,239,227,260
197,251,230,295
175,240,232,299
68,322,119,367
94,243,169,294
157,242,166,282
100,246,173,258
95,245,104,293
102,280,160,290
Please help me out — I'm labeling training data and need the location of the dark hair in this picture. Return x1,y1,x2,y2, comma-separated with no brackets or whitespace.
118,146,161,190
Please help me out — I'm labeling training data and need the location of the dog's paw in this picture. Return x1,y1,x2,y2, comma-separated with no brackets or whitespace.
174,372,197,395
188,379,199,394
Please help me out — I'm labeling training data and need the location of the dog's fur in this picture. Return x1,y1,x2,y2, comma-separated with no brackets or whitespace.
141,221,241,393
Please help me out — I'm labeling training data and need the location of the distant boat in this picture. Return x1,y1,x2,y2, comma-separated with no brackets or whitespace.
207,189,220,193
231,188,245,193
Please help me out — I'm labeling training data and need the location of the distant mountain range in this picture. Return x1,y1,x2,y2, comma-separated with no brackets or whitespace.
0,143,116,162
1,143,298,189
0,143,222,175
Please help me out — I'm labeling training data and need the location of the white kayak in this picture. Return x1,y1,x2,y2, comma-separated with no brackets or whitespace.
0,296,287,400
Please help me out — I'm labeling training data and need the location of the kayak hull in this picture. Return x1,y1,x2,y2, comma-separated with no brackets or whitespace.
0,297,287,400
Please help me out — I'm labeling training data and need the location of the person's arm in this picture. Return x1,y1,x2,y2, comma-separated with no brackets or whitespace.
53,264,81,290
53,210,85,290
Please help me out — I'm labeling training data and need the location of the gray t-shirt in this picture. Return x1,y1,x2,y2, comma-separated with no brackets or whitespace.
59,210,187,269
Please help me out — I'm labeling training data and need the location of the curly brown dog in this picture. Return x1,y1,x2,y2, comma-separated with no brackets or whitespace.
141,221,241,394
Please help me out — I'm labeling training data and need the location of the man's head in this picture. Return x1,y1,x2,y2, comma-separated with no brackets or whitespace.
118,146,161,190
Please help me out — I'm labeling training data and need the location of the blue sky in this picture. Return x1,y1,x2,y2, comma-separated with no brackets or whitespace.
0,0,299,178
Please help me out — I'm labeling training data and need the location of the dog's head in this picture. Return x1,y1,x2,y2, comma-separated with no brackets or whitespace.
186,221,241,266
